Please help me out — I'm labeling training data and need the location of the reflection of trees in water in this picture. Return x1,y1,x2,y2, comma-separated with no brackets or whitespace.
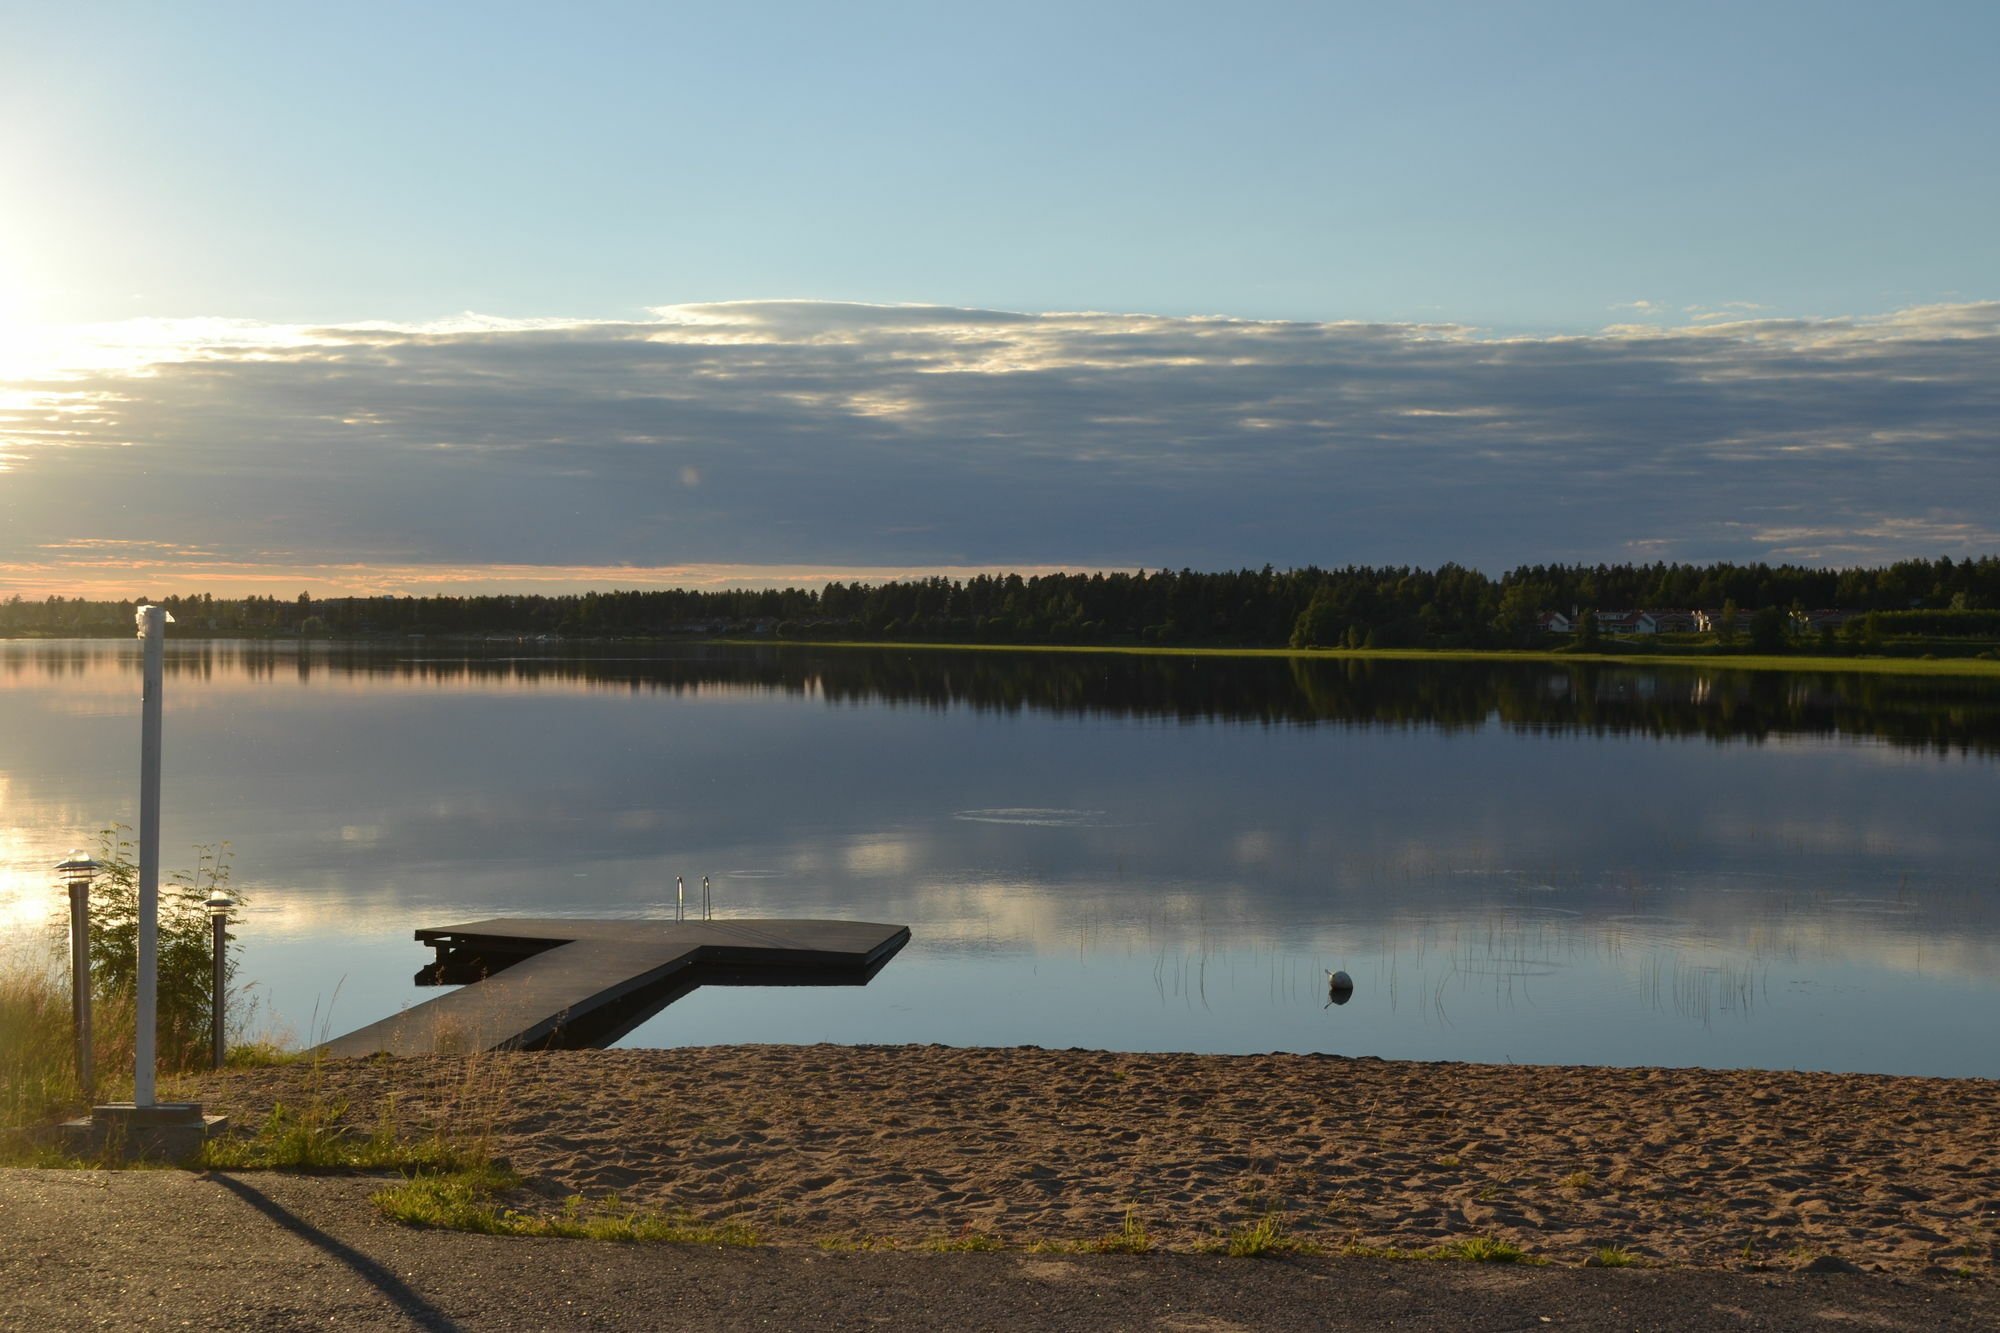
13,639,1999,753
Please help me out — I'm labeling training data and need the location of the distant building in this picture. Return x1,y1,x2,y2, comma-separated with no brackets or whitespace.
1794,608,1862,632
1593,611,1659,637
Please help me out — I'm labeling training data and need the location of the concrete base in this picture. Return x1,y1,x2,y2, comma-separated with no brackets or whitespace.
59,1102,228,1163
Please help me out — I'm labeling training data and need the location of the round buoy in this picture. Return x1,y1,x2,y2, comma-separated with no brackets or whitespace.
1327,969,1354,1005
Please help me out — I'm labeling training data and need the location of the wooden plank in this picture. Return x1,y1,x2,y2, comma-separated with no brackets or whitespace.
316,917,910,1058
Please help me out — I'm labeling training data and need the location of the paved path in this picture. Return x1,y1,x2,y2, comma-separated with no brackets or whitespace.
3,1170,1995,1332
320,918,909,1057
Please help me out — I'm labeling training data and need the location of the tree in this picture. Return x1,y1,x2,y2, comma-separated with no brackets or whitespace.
1574,609,1601,651
1289,592,1342,648
1748,606,1789,653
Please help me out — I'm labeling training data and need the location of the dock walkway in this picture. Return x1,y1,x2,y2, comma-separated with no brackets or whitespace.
317,917,909,1058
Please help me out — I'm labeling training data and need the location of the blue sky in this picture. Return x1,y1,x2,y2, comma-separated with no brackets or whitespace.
1,1,1996,592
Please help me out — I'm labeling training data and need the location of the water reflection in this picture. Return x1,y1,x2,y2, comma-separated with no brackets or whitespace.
5,638,1999,753
1,639,1995,1075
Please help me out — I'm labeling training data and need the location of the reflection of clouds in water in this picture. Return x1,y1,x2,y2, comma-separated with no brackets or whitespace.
1233,830,1281,865
843,835,914,875
953,808,1106,827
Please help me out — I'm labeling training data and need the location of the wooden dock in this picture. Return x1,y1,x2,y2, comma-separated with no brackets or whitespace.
317,917,910,1058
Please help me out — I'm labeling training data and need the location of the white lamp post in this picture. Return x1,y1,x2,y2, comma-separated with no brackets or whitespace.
60,605,225,1159
134,603,169,1106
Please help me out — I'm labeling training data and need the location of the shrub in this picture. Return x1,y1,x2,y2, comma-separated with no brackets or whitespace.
77,827,248,1072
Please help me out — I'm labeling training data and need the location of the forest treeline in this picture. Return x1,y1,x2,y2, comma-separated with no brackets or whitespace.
6,554,2000,653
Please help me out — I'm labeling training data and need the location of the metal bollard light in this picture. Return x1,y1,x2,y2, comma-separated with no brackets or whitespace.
205,891,235,1070
56,852,102,1098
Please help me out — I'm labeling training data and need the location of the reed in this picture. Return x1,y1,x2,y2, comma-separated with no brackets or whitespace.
0,949,82,1132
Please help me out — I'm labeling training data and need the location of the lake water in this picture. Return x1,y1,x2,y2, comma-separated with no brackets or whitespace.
3,640,1996,1077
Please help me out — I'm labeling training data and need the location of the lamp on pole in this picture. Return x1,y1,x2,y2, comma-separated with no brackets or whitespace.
55,852,101,1099
204,891,234,1070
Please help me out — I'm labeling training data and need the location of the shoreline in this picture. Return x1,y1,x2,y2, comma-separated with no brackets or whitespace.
192,1044,2000,1276
8,633,2000,677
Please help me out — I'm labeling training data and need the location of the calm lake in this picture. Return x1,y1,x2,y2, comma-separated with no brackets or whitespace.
3,640,1996,1077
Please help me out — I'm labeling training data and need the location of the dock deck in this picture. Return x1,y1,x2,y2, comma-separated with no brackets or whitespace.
317,917,910,1058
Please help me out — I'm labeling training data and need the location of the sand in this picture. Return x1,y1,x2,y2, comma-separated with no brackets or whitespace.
192,1046,2000,1274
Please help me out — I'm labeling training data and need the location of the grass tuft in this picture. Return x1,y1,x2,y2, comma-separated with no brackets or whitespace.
1084,1207,1153,1254
197,1099,484,1173
1342,1236,1545,1265
371,1168,760,1245
1203,1211,1318,1257
1434,1235,1537,1264
816,1234,901,1252
918,1227,1005,1252
1587,1245,1640,1268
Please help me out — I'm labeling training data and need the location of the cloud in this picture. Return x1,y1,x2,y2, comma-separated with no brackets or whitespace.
1,299,1996,590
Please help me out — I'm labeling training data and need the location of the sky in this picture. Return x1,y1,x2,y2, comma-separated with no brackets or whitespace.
1,0,1996,596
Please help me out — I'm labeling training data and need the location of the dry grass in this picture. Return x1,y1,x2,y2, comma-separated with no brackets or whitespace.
0,946,139,1138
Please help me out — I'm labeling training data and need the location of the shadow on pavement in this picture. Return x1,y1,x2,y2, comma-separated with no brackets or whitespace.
205,1172,462,1332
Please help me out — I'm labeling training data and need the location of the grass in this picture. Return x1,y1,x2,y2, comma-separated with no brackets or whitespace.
816,1234,902,1251
372,1169,762,1245
1434,1236,1537,1264
1340,1236,1546,1265
223,1041,312,1069
0,953,86,1134
2,897,294,1154
918,1228,1006,1252
1087,1208,1154,1254
1027,1208,1156,1255
715,637,2000,679
197,1098,486,1173
1588,1245,1641,1268
1202,1211,1319,1257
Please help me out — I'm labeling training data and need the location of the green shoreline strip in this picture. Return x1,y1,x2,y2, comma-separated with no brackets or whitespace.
714,639,2000,678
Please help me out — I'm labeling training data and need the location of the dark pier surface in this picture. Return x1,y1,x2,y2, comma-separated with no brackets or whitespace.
317,917,910,1058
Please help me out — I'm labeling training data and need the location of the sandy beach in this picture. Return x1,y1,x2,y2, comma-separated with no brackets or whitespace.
192,1045,2000,1275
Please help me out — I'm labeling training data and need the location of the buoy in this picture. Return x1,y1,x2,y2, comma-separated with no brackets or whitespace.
1326,969,1354,1006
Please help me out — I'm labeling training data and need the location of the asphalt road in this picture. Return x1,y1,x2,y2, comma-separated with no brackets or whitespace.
2,1170,1995,1332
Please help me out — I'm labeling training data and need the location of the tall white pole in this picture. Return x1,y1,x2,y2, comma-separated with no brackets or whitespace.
134,604,165,1107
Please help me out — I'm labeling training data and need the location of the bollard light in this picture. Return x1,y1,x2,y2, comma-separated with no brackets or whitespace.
205,891,234,1070
56,852,102,1097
